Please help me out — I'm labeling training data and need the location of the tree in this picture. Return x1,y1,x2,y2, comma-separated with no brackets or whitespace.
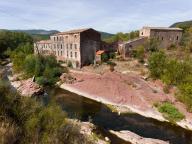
148,51,167,79
0,31,33,58
177,83,192,112
134,45,145,63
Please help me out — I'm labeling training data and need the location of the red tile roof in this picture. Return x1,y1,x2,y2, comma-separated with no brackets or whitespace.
96,50,105,55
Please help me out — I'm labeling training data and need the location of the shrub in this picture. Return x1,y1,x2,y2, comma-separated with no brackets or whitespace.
101,53,108,62
145,38,160,52
148,51,167,79
156,102,185,122
134,45,145,63
177,83,192,112
109,52,116,59
67,61,72,68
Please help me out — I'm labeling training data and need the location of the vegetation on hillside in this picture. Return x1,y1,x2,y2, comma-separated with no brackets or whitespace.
8,44,65,86
155,102,185,122
0,79,96,144
0,31,33,58
170,20,192,31
103,31,139,43
100,31,114,40
148,51,192,112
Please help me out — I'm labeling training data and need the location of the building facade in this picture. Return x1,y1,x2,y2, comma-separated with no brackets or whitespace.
118,37,147,59
118,26,183,59
140,27,183,48
34,28,101,68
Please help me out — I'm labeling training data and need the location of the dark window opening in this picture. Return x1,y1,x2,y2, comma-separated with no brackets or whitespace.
70,52,73,58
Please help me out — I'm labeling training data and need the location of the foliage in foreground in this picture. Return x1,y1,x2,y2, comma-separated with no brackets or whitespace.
0,79,95,144
155,102,185,122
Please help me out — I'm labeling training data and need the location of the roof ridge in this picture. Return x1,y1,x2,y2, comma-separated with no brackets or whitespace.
55,28,92,35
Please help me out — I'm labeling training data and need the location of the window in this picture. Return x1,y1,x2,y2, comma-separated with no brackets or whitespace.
70,44,72,49
61,51,62,56
57,37,59,41
162,37,164,41
75,52,77,58
141,32,143,35
54,37,56,41
74,44,77,49
66,44,68,49
67,51,69,57
176,36,179,40
74,34,77,38
70,52,73,58
61,44,63,49
58,51,59,56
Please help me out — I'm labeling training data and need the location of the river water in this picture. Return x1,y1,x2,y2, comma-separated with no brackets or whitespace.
44,87,192,144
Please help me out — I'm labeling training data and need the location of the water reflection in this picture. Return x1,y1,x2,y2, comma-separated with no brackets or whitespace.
46,87,192,144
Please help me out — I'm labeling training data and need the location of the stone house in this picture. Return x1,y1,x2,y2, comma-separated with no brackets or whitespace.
118,37,147,59
140,27,183,48
118,26,183,59
34,28,101,68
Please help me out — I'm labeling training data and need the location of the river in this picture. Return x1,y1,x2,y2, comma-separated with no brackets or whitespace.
44,87,192,144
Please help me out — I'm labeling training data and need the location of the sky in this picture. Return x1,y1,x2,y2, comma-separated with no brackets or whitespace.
0,0,192,33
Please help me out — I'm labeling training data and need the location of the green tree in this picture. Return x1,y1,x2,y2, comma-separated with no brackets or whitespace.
134,45,145,63
148,51,167,79
177,83,192,112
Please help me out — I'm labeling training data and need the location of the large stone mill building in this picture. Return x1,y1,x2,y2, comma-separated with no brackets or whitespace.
34,28,101,68
118,26,183,59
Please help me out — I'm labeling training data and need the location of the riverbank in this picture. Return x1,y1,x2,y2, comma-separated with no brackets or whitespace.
59,70,192,131
110,130,169,144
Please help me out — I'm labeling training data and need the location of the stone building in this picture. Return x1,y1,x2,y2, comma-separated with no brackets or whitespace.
118,26,183,59
118,37,147,59
34,28,101,68
140,26,183,48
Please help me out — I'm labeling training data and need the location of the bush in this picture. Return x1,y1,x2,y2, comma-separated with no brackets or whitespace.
101,53,108,62
109,52,116,59
156,102,185,122
148,51,167,79
145,38,160,52
134,45,145,63
67,61,72,68
177,83,192,112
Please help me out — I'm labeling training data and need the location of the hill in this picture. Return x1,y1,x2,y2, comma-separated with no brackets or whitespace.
100,31,115,40
0,29,115,41
11,29,59,35
170,20,192,31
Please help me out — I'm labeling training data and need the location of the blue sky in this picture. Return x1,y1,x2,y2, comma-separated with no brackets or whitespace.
0,0,192,33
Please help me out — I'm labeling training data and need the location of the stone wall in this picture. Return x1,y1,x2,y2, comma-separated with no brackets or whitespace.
118,37,147,59
80,29,101,66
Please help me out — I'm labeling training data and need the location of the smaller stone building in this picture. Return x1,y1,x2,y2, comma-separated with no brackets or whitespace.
118,26,183,59
140,27,183,48
118,37,147,59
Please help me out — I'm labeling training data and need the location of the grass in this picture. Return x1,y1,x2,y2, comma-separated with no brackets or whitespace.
155,102,185,122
